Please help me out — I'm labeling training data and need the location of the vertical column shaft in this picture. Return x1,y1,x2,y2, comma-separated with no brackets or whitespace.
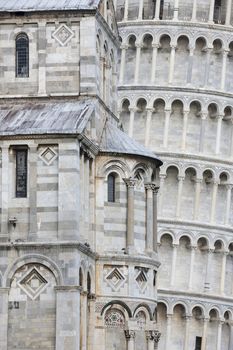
151,44,159,84
138,0,144,20
145,108,153,147
225,0,232,25
204,250,213,292
169,45,176,84
188,246,196,290
204,48,212,87
201,318,209,350
125,330,135,350
119,45,127,84
134,44,141,84
163,109,171,148
193,179,202,220
208,0,215,22
184,316,191,350
215,115,223,155
225,185,232,225
1,146,9,238
170,244,178,287
173,0,179,20
187,47,195,85
191,0,197,21
154,0,161,19
165,315,173,350
210,181,219,224
124,179,136,253
217,321,224,350
221,50,228,91
29,145,37,238
176,176,184,219
123,0,129,21
0,288,9,350
181,111,189,151
220,252,227,295
199,114,207,152
129,107,136,138
153,186,159,252
229,325,233,350
158,175,166,216
145,184,153,252
38,20,47,95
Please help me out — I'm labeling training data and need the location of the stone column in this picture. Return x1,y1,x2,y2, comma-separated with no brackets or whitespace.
145,108,153,147
146,330,161,350
138,0,144,20
165,314,173,350
29,145,37,239
220,252,227,295
187,46,195,85
154,0,161,19
173,0,179,20
134,43,142,84
80,291,88,350
55,286,81,350
204,250,213,292
158,174,166,216
163,109,171,148
230,120,233,158
125,330,136,350
217,320,224,350
151,43,159,84
153,185,160,253
124,178,136,254
170,244,178,287
191,0,197,21
188,246,197,290
123,0,129,21
229,324,233,350
1,145,9,240
204,47,212,88
208,0,215,23
221,50,229,91
87,295,96,350
184,316,192,350
181,111,189,151
199,113,207,153
129,107,136,138
145,183,154,253
169,45,176,84
0,288,10,350
225,0,232,25
210,181,219,224
201,318,209,350
193,178,202,221
176,176,184,219
215,115,223,155
119,44,127,84
225,185,232,225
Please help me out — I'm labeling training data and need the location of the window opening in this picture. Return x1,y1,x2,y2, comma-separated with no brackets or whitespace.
16,149,27,198
108,173,116,202
16,33,29,77
195,336,202,350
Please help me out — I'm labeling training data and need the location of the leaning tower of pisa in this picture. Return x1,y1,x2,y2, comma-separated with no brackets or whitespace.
116,0,233,348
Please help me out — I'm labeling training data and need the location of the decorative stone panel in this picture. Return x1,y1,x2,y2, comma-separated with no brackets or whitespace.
52,24,75,46
39,147,58,165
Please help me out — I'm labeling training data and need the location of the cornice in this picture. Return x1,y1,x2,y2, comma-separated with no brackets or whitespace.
97,253,160,268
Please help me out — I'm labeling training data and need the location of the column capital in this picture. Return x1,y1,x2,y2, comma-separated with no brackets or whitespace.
172,243,179,249
152,42,160,49
170,44,177,50
167,313,173,320
146,107,154,113
216,114,224,121
201,112,208,120
120,43,128,50
177,175,185,181
203,317,210,323
129,107,137,113
195,177,203,184
135,42,142,49
183,315,192,321
123,178,137,188
226,184,233,191
189,245,198,250
146,330,161,342
125,330,136,340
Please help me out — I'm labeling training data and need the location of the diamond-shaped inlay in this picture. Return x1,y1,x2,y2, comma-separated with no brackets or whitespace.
18,267,48,300
40,147,57,165
135,269,147,292
105,267,126,291
52,24,74,46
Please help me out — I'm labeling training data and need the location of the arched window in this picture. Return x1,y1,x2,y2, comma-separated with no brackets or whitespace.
16,33,29,77
87,272,91,295
79,268,83,288
107,173,116,202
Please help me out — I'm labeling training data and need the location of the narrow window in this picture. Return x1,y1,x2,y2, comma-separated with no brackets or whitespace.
195,337,202,350
16,149,27,198
87,272,91,295
108,173,116,202
16,33,29,77
79,268,83,287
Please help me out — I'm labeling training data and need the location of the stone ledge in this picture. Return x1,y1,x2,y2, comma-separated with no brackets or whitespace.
97,253,160,268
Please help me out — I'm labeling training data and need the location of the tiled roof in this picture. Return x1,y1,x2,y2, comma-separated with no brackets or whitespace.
0,0,100,12
100,121,162,165
0,99,94,136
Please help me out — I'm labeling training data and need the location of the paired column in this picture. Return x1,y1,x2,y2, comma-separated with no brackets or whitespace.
181,111,189,151
170,244,178,287
169,45,176,85
208,0,215,23
225,0,232,25
163,109,171,148
119,44,127,84
217,320,224,350
176,176,184,219
124,179,136,254
225,185,232,225
184,316,192,350
215,115,223,155
146,330,161,350
134,43,142,84
125,330,135,350
221,50,229,91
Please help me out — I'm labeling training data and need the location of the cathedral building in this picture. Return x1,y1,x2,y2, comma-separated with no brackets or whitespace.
116,0,233,349
0,1,162,350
